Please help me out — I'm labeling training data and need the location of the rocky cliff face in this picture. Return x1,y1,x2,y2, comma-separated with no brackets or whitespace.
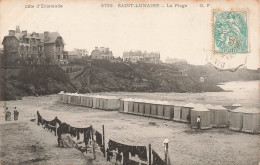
1,61,259,100
73,60,259,93
0,66,76,100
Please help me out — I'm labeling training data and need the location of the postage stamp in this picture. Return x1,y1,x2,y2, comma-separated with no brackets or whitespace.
213,11,248,54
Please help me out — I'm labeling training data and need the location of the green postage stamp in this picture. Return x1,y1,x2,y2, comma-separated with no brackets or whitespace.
213,11,248,54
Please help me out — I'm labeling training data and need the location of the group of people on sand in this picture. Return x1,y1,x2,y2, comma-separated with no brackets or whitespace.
3,107,19,121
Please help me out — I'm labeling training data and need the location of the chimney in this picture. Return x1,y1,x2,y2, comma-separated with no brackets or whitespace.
9,30,15,36
44,31,49,41
16,26,21,33
22,30,27,35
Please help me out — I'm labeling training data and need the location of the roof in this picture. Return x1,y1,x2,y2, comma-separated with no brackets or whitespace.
2,31,64,45
68,51,81,56
143,52,160,58
233,107,260,114
38,32,64,44
184,103,196,108
210,105,227,110
205,104,214,109
192,104,209,112
2,33,24,44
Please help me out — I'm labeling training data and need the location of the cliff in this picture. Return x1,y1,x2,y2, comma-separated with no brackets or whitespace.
1,60,259,100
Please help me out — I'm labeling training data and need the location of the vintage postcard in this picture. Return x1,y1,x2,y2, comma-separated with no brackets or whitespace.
0,0,259,165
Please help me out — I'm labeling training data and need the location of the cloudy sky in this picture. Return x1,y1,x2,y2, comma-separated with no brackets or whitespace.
0,0,259,69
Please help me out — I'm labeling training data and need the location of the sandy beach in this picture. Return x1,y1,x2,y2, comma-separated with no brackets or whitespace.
0,81,259,165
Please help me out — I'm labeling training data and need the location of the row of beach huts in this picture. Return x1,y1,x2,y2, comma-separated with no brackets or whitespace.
58,92,260,134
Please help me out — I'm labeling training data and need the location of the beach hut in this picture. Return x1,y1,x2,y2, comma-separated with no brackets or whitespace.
209,105,228,128
81,95,86,107
138,100,145,116
99,97,105,109
78,94,84,106
119,99,124,112
229,107,244,131
70,95,75,105
104,96,120,111
150,101,159,118
84,95,92,107
144,100,152,116
68,94,73,104
123,98,130,113
63,93,69,104
71,94,75,105
67,93,71,104
85,96,89,107
163,102,174,120
157,102,165,119
133,101,139,114
96,97,101,109
58,91,64,102
181,103,195,123
173,102,184,122
92,96,97,108
74,94,79,105
92,96,100,109
75,94,79,105
128,99,134,113
89,96,93,107
191,104,212,129
242,108,260,134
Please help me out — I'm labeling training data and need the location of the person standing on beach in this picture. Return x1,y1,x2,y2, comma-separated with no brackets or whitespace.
197,116,201,130
14,107,19,120
5,107,11,121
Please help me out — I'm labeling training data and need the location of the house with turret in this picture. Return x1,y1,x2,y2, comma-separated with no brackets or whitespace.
1,26,68,65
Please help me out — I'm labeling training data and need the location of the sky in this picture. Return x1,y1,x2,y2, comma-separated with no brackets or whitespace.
0,0,259,69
